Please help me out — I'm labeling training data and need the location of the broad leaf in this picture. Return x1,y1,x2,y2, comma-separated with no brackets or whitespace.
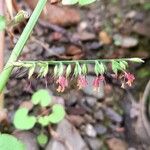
13,108,36,130
62,0,78,5
31,89,52,107
38,116,50,126
79,0,96,5
62,0,96,5
37,133,48,146
49,104,65,124
0,134,25,150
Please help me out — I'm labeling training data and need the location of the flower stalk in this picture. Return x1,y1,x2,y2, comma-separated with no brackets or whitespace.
12,57,144,66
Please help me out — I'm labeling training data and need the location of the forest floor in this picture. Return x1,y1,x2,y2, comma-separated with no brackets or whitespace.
2,0,150,149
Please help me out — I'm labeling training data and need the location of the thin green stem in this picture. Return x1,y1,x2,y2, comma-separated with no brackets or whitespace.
13,58,144,66
0,0,48,93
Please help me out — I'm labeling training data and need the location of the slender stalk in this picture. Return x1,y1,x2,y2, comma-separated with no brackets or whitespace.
0,0,5,108
0,0,48,93
13,58,144,66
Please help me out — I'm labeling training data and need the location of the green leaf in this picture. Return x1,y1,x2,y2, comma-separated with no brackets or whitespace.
0,16,6,31
31,89,52,107
79,0,96,5
62,0,96,5
37,133,48,146
66,64,72,77
0,134,25,150
13,108,36,130
49,104,65,124
38,116,50,126
62,0,78,5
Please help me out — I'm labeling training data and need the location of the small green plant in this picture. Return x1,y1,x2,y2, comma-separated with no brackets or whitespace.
13,89,65,130
0,0,145,148
0,134,25,150
0,0,144,94
12,58,143,92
